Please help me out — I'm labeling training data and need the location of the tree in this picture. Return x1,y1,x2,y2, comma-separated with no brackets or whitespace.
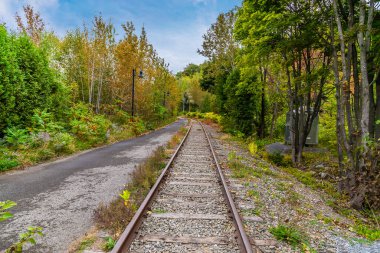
235,0,332,164
15,5,45,46
330,0,379,207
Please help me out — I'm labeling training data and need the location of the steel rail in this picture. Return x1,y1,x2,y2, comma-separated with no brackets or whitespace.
111,123,193,253
200,122,254,253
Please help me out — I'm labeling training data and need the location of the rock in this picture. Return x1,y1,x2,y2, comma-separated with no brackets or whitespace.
37,132,51,142
320,172,328,179
315,164,325,170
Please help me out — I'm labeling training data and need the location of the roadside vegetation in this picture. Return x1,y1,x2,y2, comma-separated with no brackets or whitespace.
0,6,180,173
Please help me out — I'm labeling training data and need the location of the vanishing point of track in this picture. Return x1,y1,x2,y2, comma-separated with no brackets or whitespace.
112,121,254,253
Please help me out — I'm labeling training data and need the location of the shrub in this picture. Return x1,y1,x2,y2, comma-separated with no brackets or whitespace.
69,104,111,145
36,149,55,162
268,151,286,166
203,112,222,124
49,132,75,155
0,148,19,171
0,159,19,172
30,109,63,134
103,237,116,251
109,109,131,126
4,127,30,148
248,142,258,155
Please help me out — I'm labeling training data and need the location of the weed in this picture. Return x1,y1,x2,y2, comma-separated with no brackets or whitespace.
286,190,302,205
296,208,308,215
49,132,75,155
268,151,285,166
248,142,258,156
5,227,44,253
354,224,380,241
276,182,288,191
247,189,260,199
0,200,17,221
103,236,116,251
269,225,306,248
242,208,261,216
0,159,19,172
153,208,167,214
78,237,96,251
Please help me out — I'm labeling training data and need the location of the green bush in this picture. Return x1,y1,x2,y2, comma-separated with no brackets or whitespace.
69,103,111,144
0,159,19,172
4,127,30,148
268,151,286,166
109,110,130,126
30,109,63,134
49,132,75,155
36,149,55,162
130,118,146,135
0,148,19,171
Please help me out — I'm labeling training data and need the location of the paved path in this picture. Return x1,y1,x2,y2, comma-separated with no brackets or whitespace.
0,119,186,252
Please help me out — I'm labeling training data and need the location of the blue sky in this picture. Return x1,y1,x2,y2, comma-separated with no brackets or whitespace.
0,0,241,73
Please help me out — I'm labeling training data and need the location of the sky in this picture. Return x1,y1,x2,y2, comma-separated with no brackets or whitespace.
0,0,241,73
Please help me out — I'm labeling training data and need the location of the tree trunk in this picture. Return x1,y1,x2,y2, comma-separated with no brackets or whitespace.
375,74,380,139
358,0,371,168
369,72,375,138
270,102,278,139
259,67,267,138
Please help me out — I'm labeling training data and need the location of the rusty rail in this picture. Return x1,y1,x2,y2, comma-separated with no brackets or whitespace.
200,122,254,253
111,123,192,253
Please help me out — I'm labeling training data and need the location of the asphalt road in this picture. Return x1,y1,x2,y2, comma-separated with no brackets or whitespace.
0,119,186,252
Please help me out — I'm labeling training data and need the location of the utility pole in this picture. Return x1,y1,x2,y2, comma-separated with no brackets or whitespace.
131,68,144,117
131,69,136,117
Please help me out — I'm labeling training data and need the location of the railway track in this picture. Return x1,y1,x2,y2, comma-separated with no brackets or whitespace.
112,121,254,253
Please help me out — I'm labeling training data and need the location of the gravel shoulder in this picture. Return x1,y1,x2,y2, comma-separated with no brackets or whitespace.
0,119,186,253
204,123,380,253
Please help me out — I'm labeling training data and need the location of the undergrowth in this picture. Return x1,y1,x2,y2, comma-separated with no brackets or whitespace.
269,225,315,252
0,106,178,173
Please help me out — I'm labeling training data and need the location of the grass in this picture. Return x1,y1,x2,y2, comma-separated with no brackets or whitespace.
152,208,167,214
269,225,304,247
77,237,96,252
354,224,380,241
227,151,277,179
269,225,315,252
